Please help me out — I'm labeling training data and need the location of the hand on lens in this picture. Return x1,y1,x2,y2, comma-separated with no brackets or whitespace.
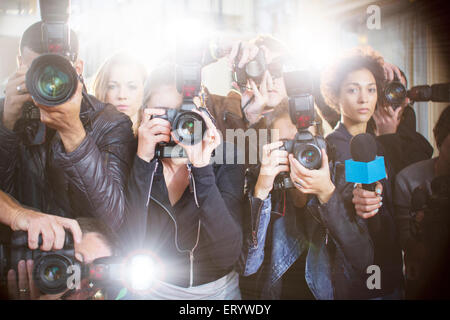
288,148,335,204
242,72,271,125
228,41,261,70
7,260,41,300
10,208,82,251
254,141,290,200
2,65,32,130
172,107,221,168
36,80,86,152
373,105,402,135
352,182,383,219
383,61,403,82
137,107,172,162
7,259,65,300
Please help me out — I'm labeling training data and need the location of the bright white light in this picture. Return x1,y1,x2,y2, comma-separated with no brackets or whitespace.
128,254,160,292
288,9,343,71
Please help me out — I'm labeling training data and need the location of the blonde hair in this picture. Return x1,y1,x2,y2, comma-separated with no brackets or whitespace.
92,52,148,104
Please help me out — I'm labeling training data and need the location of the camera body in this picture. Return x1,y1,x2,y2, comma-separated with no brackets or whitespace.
152,104,207,158
25,0,79,107
151,38,216,159
273,70,326,190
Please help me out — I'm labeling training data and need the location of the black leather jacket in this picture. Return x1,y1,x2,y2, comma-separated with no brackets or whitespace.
0,95,136,231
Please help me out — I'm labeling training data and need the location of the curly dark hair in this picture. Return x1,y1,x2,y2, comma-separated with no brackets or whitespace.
320,46,385,113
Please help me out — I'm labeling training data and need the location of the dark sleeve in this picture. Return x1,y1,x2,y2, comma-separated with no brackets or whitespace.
376,107,433,174
314,188,374,274
0,105,19,194
120,155,158,250
393,171,413,249
52,117,135,231
190,163,245,270
236,194,272,276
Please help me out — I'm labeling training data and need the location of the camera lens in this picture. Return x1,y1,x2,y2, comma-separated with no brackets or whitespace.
296,144,322,170
385,81,407,106
43,265,63,282
38,65,71,100
26,53,78,107
33,254,74,294
173,112,206,145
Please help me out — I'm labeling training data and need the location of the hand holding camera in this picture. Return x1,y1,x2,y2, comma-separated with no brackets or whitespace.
373,104,402,135
172,107,221,168
288,148,335,204
241,71,271,125
254,141,290,200
10,208,82,251
137,107,172,162
36,79,85,153
2,65,33,131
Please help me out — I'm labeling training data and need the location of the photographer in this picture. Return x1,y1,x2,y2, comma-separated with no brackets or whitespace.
238,105,376,299
4,217,119,300
371,66,433,174
0,21,135,232
394,105,450,299
321,46,404,299
206,35,289,144
121,65,245,299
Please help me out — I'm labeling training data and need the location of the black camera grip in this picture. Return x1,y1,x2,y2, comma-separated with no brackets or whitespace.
11,230,74,249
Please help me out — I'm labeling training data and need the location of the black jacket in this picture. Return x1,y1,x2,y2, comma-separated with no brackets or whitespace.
326,123,405,297
121,146,245,288
369,106,433,174
0,95,136,231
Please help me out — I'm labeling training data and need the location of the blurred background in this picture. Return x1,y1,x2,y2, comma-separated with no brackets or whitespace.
0,0,449,150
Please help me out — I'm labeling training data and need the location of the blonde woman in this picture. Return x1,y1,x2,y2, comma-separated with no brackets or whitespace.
92,53,147,134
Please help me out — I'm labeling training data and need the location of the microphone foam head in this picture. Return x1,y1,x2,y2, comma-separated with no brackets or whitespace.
350,133,377,162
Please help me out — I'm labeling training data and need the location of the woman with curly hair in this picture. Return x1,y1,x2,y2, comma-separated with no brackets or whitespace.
321,46,404,299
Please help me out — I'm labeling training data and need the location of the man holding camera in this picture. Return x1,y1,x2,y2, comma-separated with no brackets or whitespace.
0,21,135,233
2,216,118,300
372,65,433,174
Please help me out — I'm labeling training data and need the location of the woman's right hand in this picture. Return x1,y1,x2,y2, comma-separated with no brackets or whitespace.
137,107,171,162
254,141,289,200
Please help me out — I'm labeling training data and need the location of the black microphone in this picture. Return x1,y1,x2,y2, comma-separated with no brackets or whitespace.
349,133,384,233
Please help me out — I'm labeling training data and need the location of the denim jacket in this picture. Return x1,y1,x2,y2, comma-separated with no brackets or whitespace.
237,162,375,300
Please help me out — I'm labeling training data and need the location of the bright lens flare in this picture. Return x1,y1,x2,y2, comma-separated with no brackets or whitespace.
128,254,160,292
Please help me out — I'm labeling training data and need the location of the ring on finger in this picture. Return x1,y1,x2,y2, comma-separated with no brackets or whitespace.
16,85,23,94
19,288,29,293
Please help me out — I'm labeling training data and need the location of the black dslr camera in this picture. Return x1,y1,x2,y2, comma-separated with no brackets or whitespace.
0,231,125,297
0,231,77,295
25,0,79,107
153,37,215,158
273,70,326,190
